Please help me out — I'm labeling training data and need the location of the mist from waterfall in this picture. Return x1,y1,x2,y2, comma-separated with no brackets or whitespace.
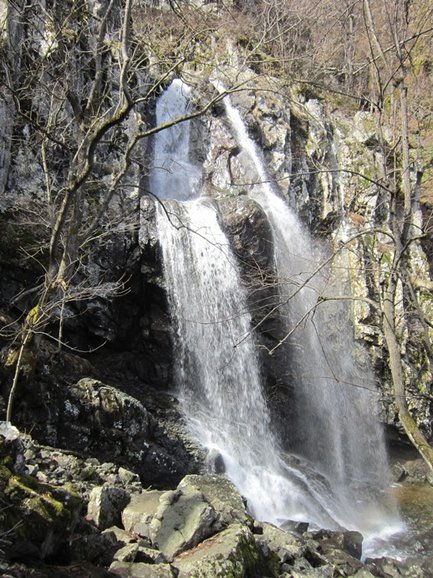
151,79,402,553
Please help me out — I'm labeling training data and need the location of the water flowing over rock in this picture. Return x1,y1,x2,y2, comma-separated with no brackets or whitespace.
147,78,406,558
148,79,202,201
155,198,290,522
217,89,401,542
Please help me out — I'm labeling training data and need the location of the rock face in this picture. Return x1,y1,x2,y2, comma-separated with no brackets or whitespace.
2,428,432,577
61,378,151,465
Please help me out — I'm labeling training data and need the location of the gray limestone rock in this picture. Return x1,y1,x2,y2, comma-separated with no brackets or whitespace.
257,522,306,562
172,523,261,578
149,487,219,560
109,561,175,578
177,474,248,526
87,485,131,530
102,526,137,547
122,491,165,539
113,543,140,563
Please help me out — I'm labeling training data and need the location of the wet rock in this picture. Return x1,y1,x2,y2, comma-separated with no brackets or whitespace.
87,485,131,530
314,541,364,576
396,458,432,484
218,196,274,272
280,520,310,535
308,528,364,561
173,523,261,578
255,522,306,574
177,474,248,526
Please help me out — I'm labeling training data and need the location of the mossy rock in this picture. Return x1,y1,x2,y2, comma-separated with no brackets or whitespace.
0,463,82,560
172,523,265,578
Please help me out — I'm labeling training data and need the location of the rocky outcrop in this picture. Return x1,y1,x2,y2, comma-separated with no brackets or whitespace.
10,368,205,489
2,425,432,577
0,424,82,562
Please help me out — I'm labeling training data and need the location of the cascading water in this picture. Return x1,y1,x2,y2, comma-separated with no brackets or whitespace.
155,199,333,525
152,80,348,528
148,79,201,200
151,79,402,556
216,87,402,550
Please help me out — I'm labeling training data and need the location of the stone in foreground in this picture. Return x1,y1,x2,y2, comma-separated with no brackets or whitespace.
172,523,261,578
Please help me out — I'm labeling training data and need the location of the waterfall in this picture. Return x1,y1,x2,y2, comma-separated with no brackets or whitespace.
148,79,201,200
156,199,348,527
151,79,402,553
151,81,346,527
217,88,402,546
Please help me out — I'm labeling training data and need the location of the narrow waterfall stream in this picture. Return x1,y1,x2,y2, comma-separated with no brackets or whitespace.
155,199,336,525
218,89,403,553
151,79,403,556
148,79,201,200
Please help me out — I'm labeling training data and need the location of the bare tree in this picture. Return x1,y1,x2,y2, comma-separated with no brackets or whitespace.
0,0,234,422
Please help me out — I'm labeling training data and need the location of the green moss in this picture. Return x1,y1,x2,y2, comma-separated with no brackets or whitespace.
7,471,39,494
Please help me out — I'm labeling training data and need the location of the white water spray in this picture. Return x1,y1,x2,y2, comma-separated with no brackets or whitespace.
156,198,350,528
217,87,402,543
148,79,201,200
151,79,402,551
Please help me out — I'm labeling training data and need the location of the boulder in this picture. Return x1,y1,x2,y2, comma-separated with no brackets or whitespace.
60,378,150,465
172,523,261,578
122,490,164,539
308,528,364,560
177,474,248,526
255,522,306,575
109,561,176,578
218,196,274,273
87,485,131,530
149,487,219,560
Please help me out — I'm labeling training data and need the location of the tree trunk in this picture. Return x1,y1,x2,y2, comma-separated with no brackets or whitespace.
382,278,433,473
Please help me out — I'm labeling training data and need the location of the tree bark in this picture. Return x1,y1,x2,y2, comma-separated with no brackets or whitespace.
382,277,433,473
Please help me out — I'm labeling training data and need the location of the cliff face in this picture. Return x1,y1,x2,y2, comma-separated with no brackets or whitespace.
0,0,432,470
